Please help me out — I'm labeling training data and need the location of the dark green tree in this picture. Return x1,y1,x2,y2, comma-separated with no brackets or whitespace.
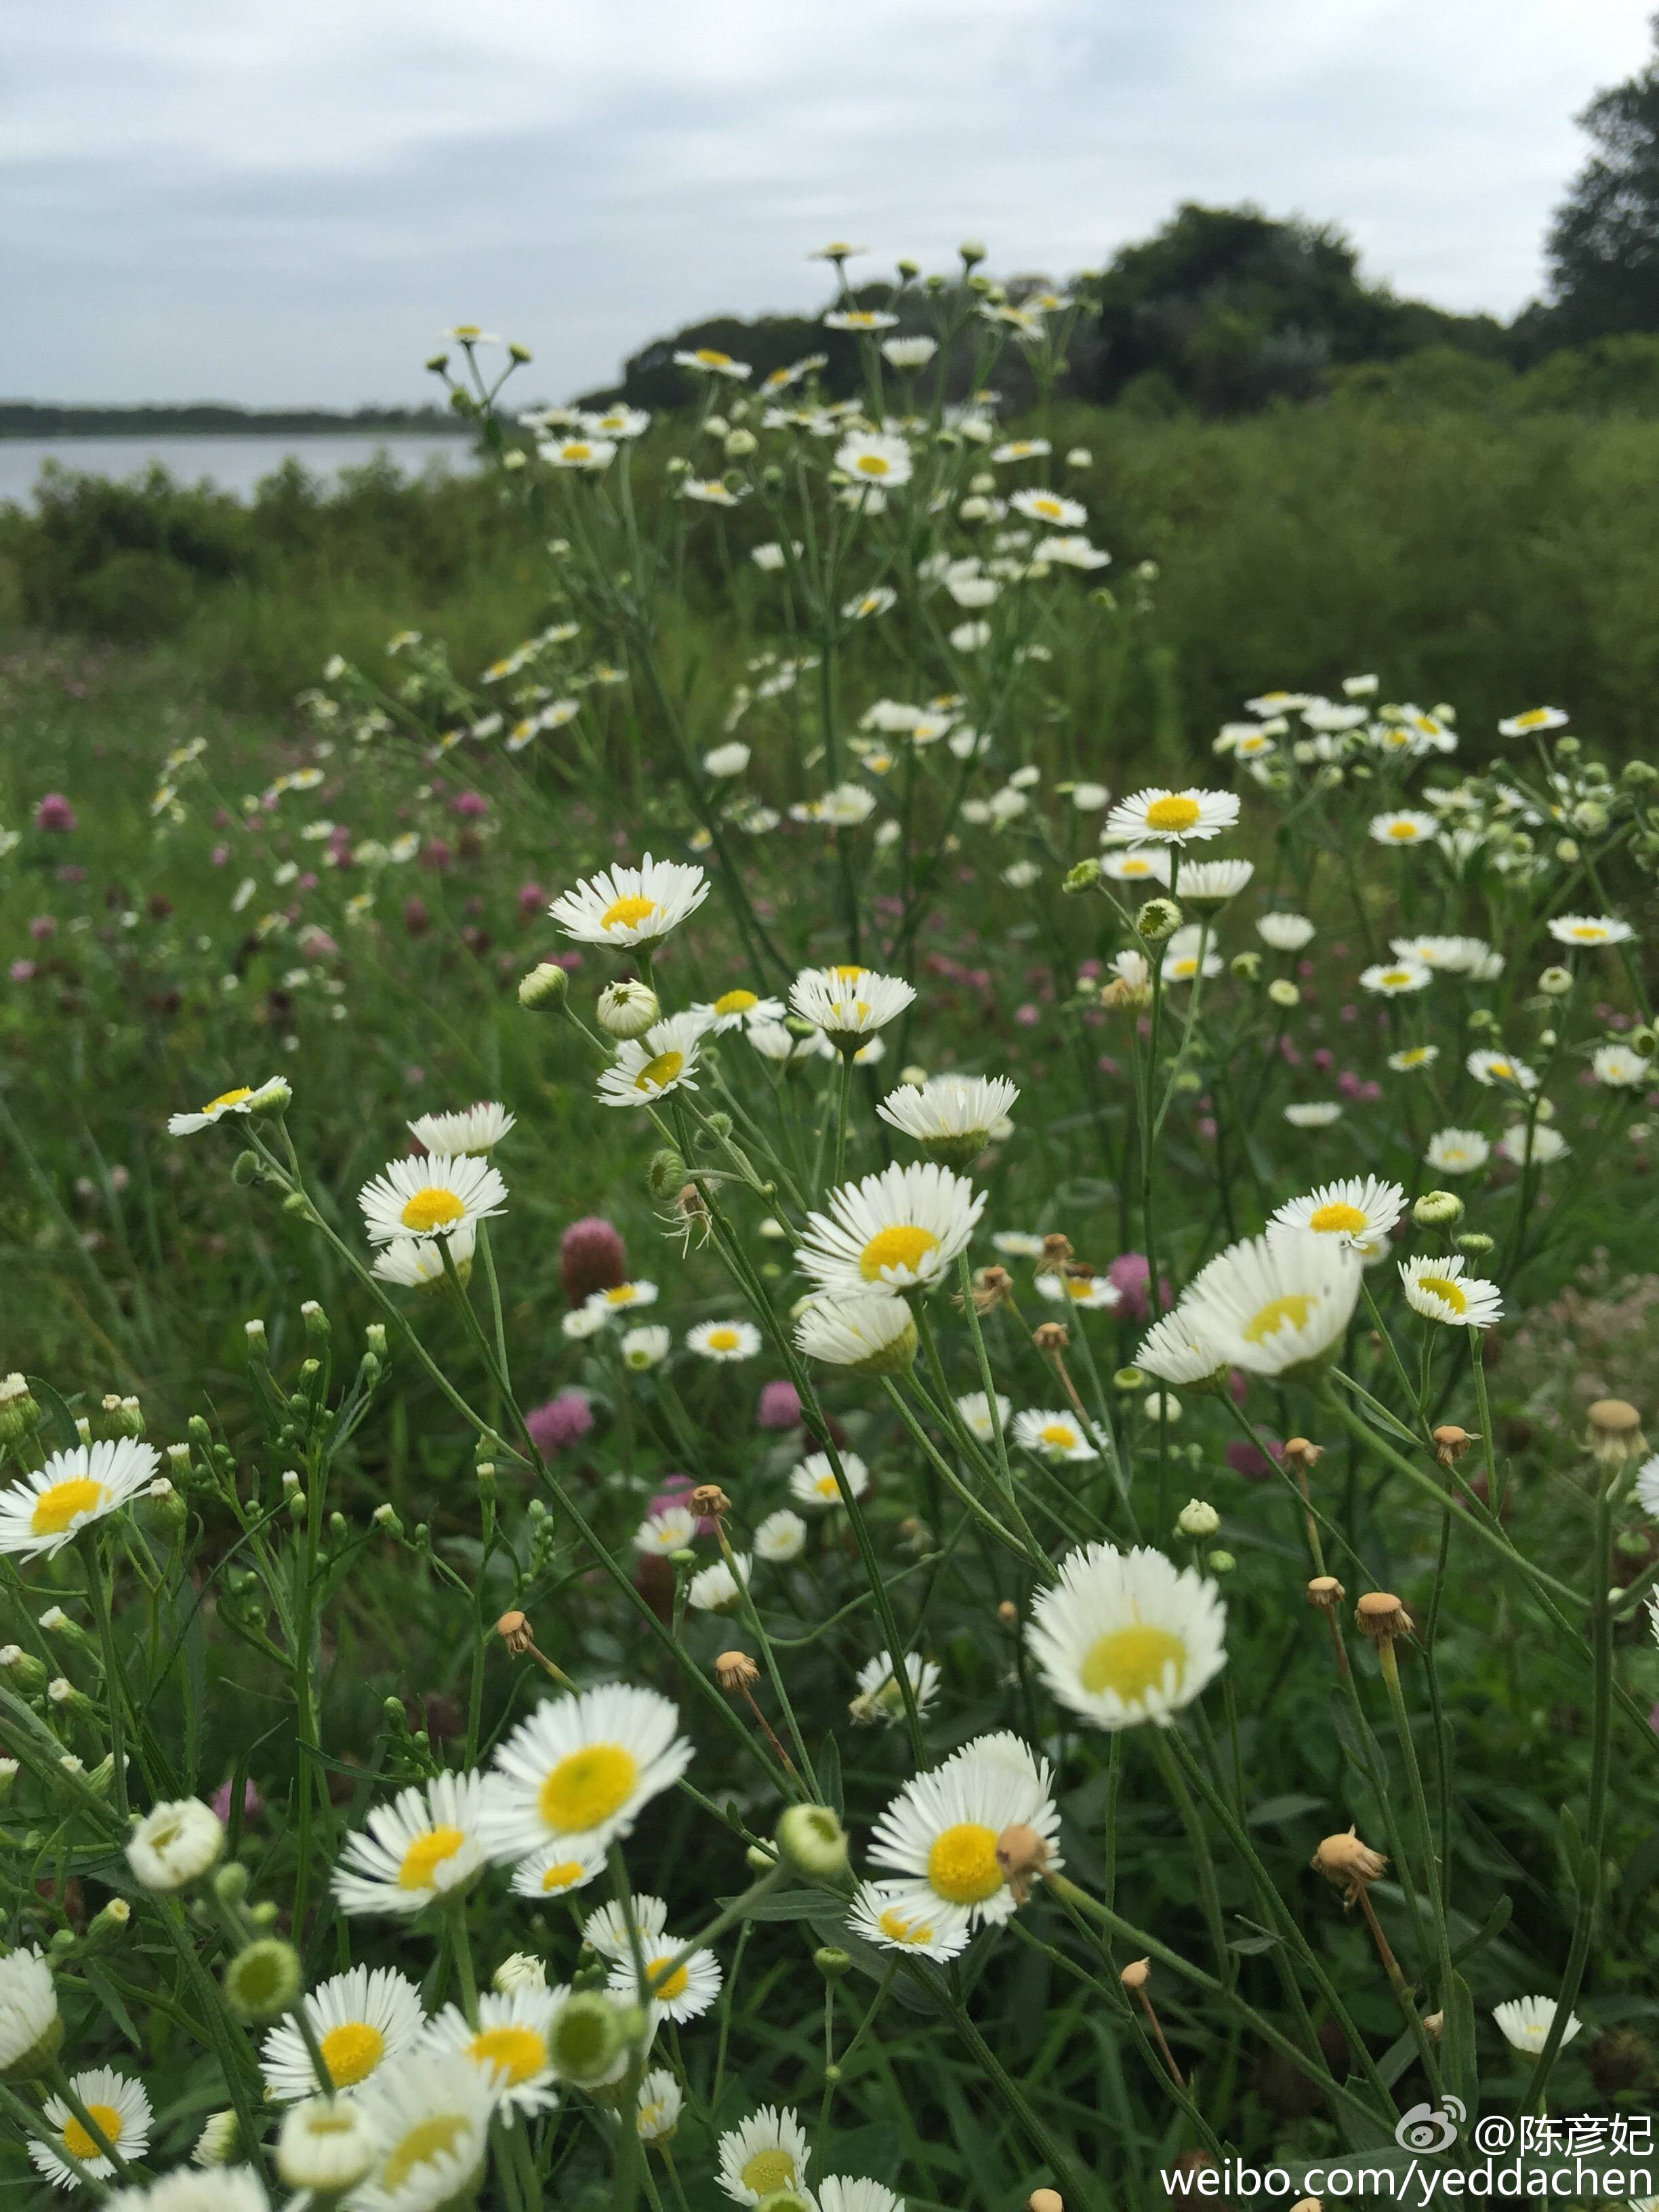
1544,16,1659,343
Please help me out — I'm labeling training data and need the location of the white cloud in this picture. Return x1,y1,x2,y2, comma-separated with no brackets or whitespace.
1,0,1651,403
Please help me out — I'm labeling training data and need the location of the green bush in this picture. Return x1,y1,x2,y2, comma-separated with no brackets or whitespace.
64,546,198,638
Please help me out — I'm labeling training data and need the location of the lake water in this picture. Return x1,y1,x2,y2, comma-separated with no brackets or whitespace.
0,434,478,505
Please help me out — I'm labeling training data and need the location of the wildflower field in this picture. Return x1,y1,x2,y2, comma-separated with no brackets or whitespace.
3,249,1659,2212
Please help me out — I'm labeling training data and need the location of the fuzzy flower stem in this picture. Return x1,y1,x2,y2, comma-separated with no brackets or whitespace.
80,1532,128,1819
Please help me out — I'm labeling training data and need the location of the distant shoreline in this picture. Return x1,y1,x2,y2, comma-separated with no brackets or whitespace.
0,408,474,440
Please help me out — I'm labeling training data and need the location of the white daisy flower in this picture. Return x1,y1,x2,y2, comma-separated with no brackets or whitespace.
1179,858,1254,907
0,1438,159,1561
260,1965,424,2101
869,1731,1061,1927
851,1650,941,1725
846,1880,971,1961
789,1451,870,1509
1425,1127,1491,1174
1593,1043,1651,1088
754,1508,808,1561
882,335,938,371
1492,1994,1580,2053
1390,934,1494,976
420,1986,560,2118
1105,787,1240,846
1181,1229,1361,1377
1034,1272,1122,1313
836,432,912,487
1161,925,1223,985
1011,1408,1099,1461
685,1318,762,1361
718,2107,812,2205
799,1162,985,1298
596,1012,705,1109
1256,913,1315,951
634,1506,698,1557
1027,1542,1228,1731
30,2067,152,2188
620,1324,672,1370
1496,706,1568,739
1010,487,1086,529
747,1021,818,1065
582,404,651,438
1389,1044,1440,1073
688,1555,750,1612
1271,1175,1405,1262
127,1797,224,1891
483,1685,692,1863
1038,533,1111,569
508,1839,607,1902
167,1076,290,1136
954,1389,1012,1439
1359,959,1432,996
1247,690,1313,714
1368,811,1437,847
549,854,709,949
990,1231,1046,1259
601,1910,723,2024
1134,1311,1230,1388
1497,1122,1569,1166
819,2179,903,2212
683,478,747,506
1099,846,1171,885
794,1292,918,1374
790,966,916,1043
991,436,1051,463
636,2069,684,2142
1548,913,1634,950
674,346,751,379
585,1280,659,1319
407,1102,514,1155
331,1770,492,1919
358,1153,507,1246
842,586,897,621
1284,1102,1343,1128
562,1307,609,1342
693,987,786,1033
1399,1254,1503,1330
352,2056,493,2212
541,435,615,470
0,1947,58,2076
876,1074,1019,1161
1635,1454,1659,1519
275,2095,381,2194
1467,1049,1537,1091
373,1224,476,1290
824,307,898,331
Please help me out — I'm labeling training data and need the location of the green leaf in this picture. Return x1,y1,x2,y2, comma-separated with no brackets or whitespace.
1246,1791,1326,1827
1443,1968,1478,2113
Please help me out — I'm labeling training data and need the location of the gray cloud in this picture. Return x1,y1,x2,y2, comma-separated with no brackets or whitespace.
1,0,1650,404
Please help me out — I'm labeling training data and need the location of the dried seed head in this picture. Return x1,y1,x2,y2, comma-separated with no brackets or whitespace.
716,1651,759,1691
1282,1437,1325,1473
1586,1398,1647,1470
1028,2193,1064,2212
1032,1321,1070,1353
1036,1233,1075,1275
1306,1575,1345,1610
1433,1425,1477,1466
1120,1957,1151,1992
998,1599,1019,1625
1355,1591,1410,1642
496,1610,533,1655
1312,1828,1389,1902
995,1823,1050,1901
691,1484,732,1518
967,1265,1014,1313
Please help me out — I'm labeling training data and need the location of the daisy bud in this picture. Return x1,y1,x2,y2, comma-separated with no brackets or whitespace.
0,1646,45,1689
1208,1550,1236,1574
1032,1321,1069,1353
0,1758,17,1799
1119,1957,1151,1992
224,1936,302,2022
725,428,758,459
372,1502,402,1536
1586,1398,1647,1471
1143,1392,1181,1423
277,2095,380,2194
597,979,661,1038
716,1651,760,1691
1422,2012,1444,2042
1114,1367,1147,1393
1063,859,1101,893
745,1844,779,1874
1355,1591,1410,1643
959,238,987,265
547,1990,629,2087
244,1318,268,1358
814,1946,851,1980
0,1374,42,1444
1267,977,1300,1008
777,1802,850,1879
1413,1190,1463,1226
518,960,571,1010
1135,897,1182,943
1177,1499,1220,1538
496,1610,534,1654
495,1952,548,1994
127,1798,224,1891
1455,1231,1494,1256
1432,1425,1477,1467
1311,1828,1388,1900
1230,951,1262,982
646,1147,689,1199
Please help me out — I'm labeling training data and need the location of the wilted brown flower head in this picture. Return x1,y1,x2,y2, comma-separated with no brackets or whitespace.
1282,1437,1325,1473
1120,1957,1151,1992
1306,1575,1345,1610
1355,1591,1410,1641
1311,1828,1389,1902
716,1651,759,1691
1433,1425,1477,1467
691,1484,732,1518
496,1610,533,1655
1036,1233,1075,1275
1032,1321,1070,1353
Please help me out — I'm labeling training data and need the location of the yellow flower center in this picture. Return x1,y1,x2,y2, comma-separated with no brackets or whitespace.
696,349,733,367
1039,1422,1078,1450
31,1476,107,1536
1145,796,1201,832
538,1743,638,1834
1243,1293,1313,1345
878,1905,933,1945
742,2150,798,2195
1488,1059,1513,1079
398,1824,467,1889
1307,1202,1368,1235
1568,923,1605,941
470,2024,548,2085
1515,709,1549,729
604,1285,640,1305
321,2020,386,2088
1120,857,1153,876
600,893,659,933
382,2114,471,2191
714,989,759,1017
1032,497,1062,517
1064,1279,1094,1301
564,443,592,461
1387,821,1419,840
855,454,890,476
634,1050,685,1092
705,1327,740,1351
401,1186,464,1233
830,963,865,981
62,2106,123,2162
1416,1273,1467,1313
1080,1624,1187,1702
539,1859,587,1893
813,1474,839,1497
927,1820,1005,1904
859,1224,941,1280
203,1086,253,1114
1397,1048,1430,1067
647,1952,690,2001
1379,970,1414,988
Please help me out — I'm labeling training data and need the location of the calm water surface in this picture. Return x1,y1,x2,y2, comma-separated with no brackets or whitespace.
0,434,477,504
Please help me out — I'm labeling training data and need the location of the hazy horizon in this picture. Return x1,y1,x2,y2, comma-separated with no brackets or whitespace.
4,0,1652,411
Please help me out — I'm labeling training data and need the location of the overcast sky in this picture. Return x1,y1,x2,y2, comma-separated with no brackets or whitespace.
3,0,1652,408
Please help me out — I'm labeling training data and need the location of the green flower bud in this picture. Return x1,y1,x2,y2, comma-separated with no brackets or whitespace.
814,1946,852,1980
518,961,571,1011
1135,897,1183,944
1176,1499,1220,1538
224,1938,302,2022
1413,1190,1464,1227
546,1990,628,2086
1456,1231,1495,1256
597,979,660,1039
0,1374,41,1446
1230,951,1262,983
1063,859,1101,893
777,1803,849,1879
1208,1549,1237,1574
